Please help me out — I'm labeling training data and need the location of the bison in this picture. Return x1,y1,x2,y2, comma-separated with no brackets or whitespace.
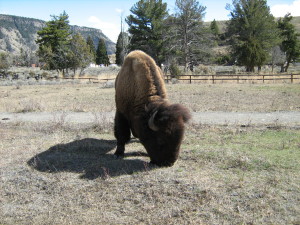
114,50,191,166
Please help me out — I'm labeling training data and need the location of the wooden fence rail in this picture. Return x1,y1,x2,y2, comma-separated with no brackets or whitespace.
60,73,300,84
165,73,300,84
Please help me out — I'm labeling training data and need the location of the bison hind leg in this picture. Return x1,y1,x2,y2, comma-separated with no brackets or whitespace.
114,111,131,157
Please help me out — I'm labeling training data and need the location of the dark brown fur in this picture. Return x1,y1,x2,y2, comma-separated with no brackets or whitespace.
114,50,191,166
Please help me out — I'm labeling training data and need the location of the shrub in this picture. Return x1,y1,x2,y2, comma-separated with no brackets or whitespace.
29,71,35,77
215,55,231,65
169,63,181,79
41,71,49,78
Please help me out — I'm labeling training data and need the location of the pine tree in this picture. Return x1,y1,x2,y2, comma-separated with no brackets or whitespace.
210,19,220,37
126,0,168,65
36,11,72,74
96,39,110,66
278,13,300,72
0,52,10,72
115,32,129,66
86,36,96,63
227,0,280,72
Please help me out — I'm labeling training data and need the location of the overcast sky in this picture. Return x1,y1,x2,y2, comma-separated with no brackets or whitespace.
1,0,299,42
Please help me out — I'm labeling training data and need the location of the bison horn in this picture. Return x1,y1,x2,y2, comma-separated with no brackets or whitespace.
148,110,159,131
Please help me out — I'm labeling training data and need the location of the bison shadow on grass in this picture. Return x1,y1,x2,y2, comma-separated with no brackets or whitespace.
27,138,153,180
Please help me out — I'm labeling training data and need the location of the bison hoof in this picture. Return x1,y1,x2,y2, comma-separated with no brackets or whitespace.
114,153,124,159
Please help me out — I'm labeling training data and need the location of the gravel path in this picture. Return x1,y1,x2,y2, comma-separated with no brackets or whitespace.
1,111,300,128
192,111,300,127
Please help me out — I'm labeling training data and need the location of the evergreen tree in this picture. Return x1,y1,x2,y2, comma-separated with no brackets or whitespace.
210,19,220,37
36,11,72,75
126,0,168,65
0,52,10,72
19,48,30,66
278,13,300,72
227,0,280,72
86,36,96,63
96,39,110,66
115,32,129,65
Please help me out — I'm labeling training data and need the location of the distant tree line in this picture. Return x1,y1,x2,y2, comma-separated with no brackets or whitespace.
115,0,300,73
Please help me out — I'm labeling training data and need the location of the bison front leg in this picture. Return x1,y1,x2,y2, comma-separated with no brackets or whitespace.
114,111,131,157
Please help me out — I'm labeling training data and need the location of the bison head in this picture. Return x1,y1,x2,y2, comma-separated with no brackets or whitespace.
141,101,191,167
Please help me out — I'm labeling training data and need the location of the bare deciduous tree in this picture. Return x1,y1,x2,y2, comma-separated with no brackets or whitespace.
165,0,212,71
270,46,286,72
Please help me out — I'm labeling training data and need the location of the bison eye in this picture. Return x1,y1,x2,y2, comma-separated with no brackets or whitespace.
158,115,169,123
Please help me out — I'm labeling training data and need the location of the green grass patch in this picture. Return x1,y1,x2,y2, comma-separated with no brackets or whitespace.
185,128,300,171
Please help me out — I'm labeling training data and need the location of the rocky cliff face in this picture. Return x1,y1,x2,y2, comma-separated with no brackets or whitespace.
0,14,116,55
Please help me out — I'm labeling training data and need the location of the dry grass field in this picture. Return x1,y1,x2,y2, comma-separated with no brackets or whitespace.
1,83,300,113
1,83,300,224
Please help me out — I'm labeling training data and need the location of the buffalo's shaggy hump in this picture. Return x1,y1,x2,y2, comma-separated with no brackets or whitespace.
114,50,191,166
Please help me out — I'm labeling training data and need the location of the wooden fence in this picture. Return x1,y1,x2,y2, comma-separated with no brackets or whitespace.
165,73,300,84
60,73,300,84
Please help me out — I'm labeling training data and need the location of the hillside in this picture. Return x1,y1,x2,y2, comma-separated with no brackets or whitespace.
0,14,116,55
290,16,300,33
204,16,300,34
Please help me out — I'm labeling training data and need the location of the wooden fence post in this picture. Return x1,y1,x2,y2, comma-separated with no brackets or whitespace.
212,75,215,84
190,75,192,84
291,73,293,83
